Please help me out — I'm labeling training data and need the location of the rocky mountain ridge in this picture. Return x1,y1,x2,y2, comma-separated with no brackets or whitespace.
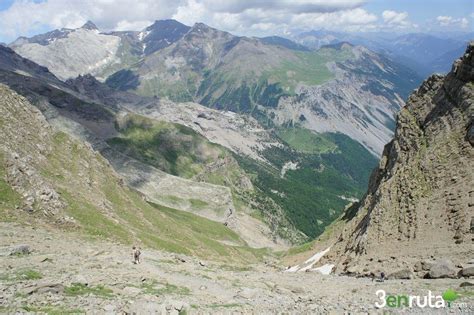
291,30,472,77
316,42,474,278
10,23,121,81
9,20,421,156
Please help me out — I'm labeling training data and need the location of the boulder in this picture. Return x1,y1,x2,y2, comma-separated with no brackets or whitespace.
124,300,162,313
26,283,64,295
428,259,458,279
420,260,435,271
461,265,474,277
467,124,474,146
0,244,31,256
414,261,422,272
103,304,115,312
346,265,363,275
388,268,414,279
168,300,189,313
71,274,88,286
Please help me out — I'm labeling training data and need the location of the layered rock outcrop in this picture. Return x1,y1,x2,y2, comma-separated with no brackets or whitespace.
324,43,474,278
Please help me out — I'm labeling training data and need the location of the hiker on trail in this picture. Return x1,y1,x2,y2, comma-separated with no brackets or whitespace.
380,272,385,282
132,246,141,264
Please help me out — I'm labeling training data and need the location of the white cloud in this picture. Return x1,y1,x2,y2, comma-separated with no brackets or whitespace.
0,0,186,42
173,1,377,36
291,8,378,31
115,20,153,31
197,0,366,14
382,10,409,27
0,0,372,42
436,15,469,28
437,15,453,26
0,0,437,43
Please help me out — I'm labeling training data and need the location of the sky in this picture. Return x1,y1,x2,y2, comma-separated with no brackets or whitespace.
0,0,472,43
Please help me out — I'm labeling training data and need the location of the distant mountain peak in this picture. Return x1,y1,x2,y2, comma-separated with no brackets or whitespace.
147,19,185,28
191,22,214,32
140,19,190,55
187,22,231,38
81,20,98,31
260,36,310,52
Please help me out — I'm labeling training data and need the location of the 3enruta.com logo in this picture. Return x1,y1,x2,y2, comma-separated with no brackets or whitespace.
375,289,467,309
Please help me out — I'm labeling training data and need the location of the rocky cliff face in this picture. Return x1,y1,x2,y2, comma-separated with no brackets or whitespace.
0,85,65,219
323,43,474,277
272,44,417,155
10,23,121,81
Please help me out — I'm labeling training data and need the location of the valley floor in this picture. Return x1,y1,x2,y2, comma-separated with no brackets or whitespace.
0,222,473,314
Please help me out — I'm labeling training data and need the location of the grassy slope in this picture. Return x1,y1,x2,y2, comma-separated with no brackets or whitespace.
138,71,199,102
49,132,267,262
0,153,22,222
107,113,256,208
0,127,265,263
277,128,337,154
107,114,227,179
106,114,305,243
127,45,354,114
262,47,354,94
107,114,377,240
199,47,354,113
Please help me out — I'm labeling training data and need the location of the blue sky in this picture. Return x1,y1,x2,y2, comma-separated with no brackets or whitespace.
0,0,42,10
0,0,12,10
366,0,473,20
0,0,472,43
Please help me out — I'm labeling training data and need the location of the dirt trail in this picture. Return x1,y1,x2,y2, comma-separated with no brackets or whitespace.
1,223,473,314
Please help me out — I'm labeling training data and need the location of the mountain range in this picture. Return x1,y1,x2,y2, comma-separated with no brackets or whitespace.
2,19,471,250
0,40,378,244
9,20,422,156
291,30,473,77
0,13,473,313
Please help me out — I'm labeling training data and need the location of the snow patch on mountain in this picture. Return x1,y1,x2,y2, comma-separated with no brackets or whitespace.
285,247,332,273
